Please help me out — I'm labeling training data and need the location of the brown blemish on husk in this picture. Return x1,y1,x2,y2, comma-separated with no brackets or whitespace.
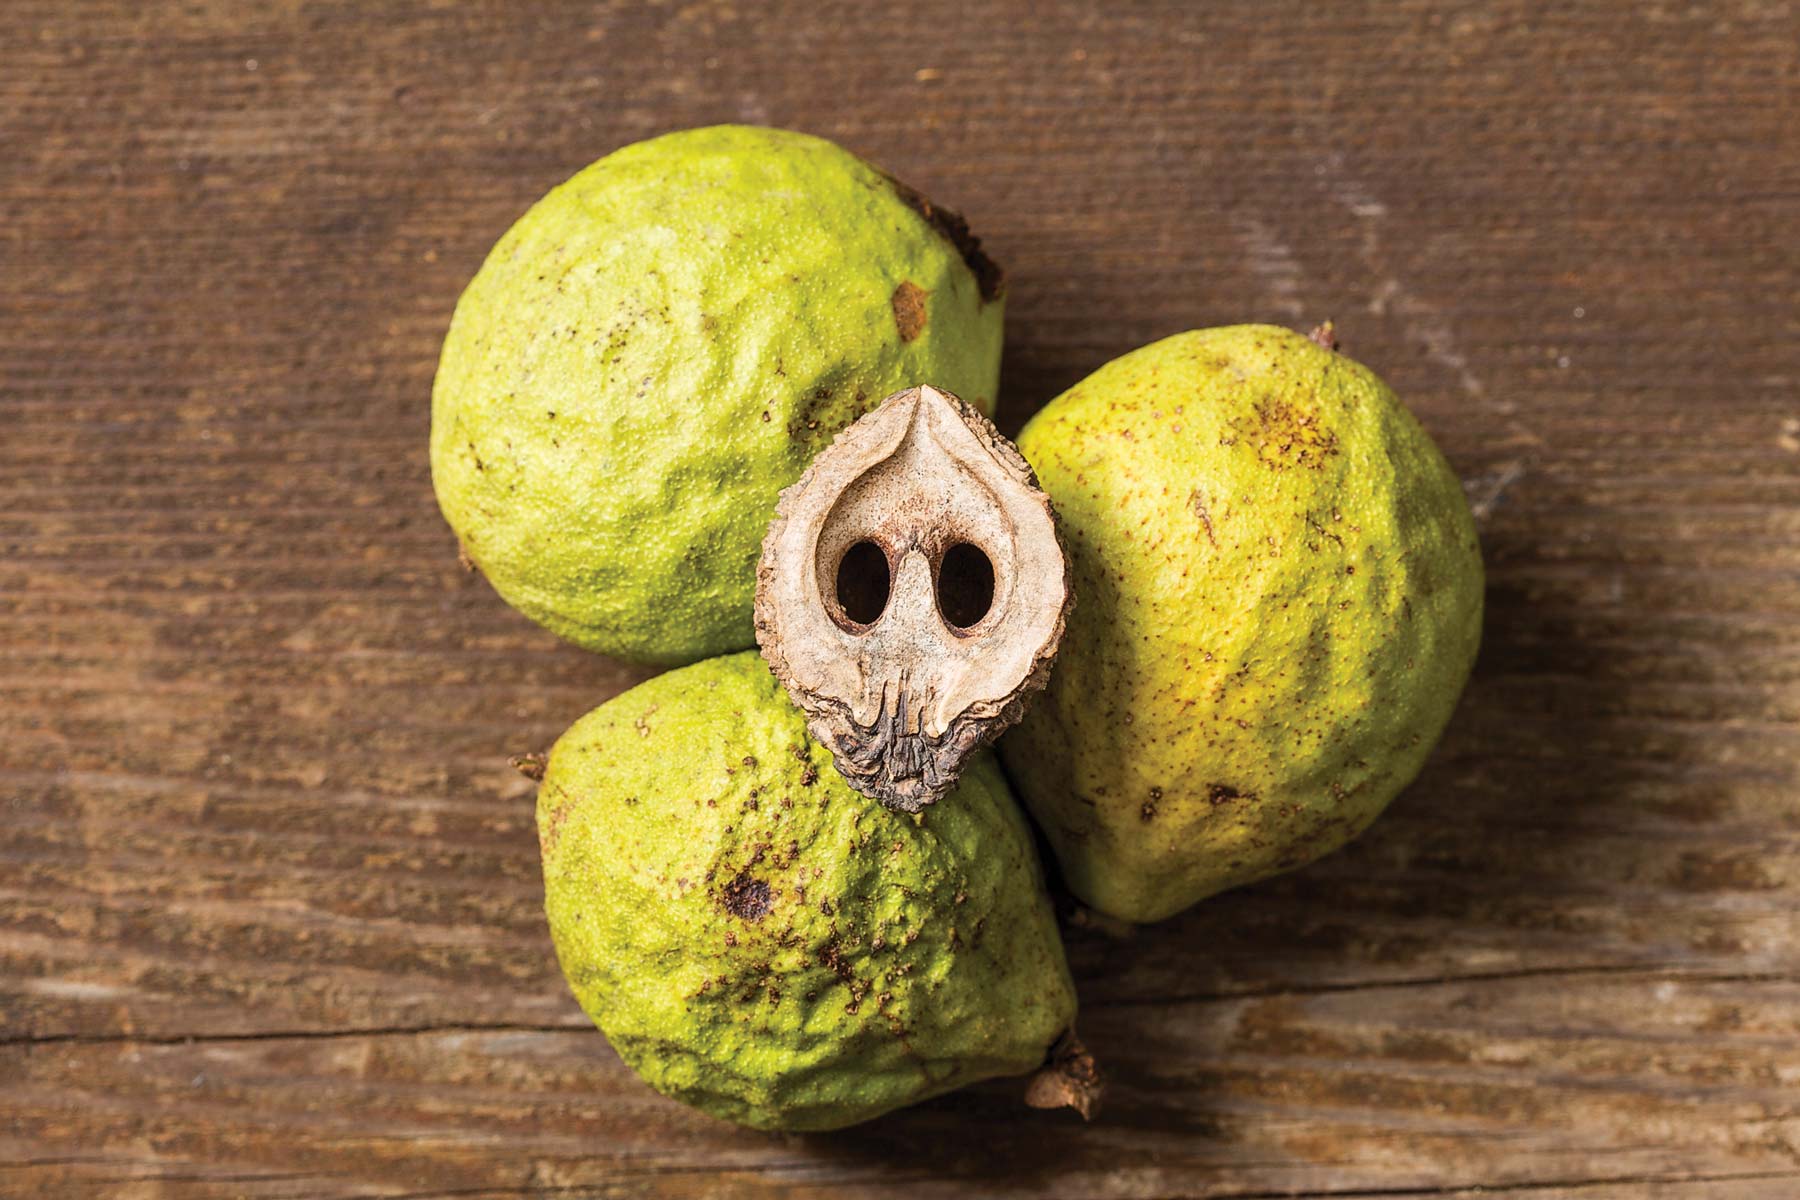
1190,489,1218,546
537,784,573,856
1232,398,1339,470
1208,783,1249,805
509,752,547,781
721,872,774,922
891,281,929,342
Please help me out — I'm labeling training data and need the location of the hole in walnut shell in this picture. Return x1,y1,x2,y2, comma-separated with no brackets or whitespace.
833,539,890,629
936,542,994,631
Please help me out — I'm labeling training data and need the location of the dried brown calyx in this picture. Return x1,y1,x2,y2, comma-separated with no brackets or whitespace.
755,385,1069,812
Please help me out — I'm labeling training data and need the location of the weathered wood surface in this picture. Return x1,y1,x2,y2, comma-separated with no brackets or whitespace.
4,1,1798,1196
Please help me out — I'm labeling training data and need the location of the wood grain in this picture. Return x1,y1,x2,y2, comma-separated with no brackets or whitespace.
4,0,1798,1195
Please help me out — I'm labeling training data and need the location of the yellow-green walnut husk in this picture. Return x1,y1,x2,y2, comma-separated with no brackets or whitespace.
1001,325,1484,922
433,125,1004,665
538,652,1075,1130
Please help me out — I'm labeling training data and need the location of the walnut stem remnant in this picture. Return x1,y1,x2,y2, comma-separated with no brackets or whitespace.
1024,1029,1105,1120
755,385,1069,812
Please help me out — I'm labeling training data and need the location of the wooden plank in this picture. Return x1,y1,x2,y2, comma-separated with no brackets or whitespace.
3,0,1799,1194
3,971,1800,1197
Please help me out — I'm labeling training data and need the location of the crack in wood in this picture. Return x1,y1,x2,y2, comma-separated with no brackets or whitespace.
1194,1169,1800,1199
9,965,1794,1050
0,1021,586,1049
1101,963,1800,1010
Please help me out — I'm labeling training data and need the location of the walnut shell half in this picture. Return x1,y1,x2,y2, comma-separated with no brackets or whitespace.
755,385,1069,812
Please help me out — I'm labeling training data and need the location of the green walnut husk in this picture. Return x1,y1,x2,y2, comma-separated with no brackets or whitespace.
432,125,1005,666
538,652,1076,1131
1001,325,1484,922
